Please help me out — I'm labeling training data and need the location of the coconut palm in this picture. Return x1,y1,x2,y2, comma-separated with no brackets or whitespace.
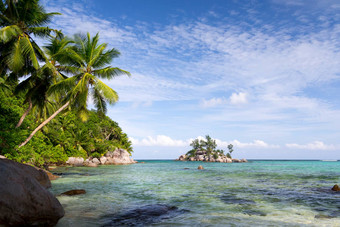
14,35,72,128
18,32,130,147
0,0,60,73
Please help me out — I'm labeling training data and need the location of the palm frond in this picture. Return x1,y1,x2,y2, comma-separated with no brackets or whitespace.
93,67,130,79
0,25,21,42
19,35,39,69
7,38,24,71
92,87,107,114
94,78,118,104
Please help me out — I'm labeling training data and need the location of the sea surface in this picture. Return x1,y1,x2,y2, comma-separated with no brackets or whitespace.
51,160,340,226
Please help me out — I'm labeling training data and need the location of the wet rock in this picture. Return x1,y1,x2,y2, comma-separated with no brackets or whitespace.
198,165,204,170
61,189,86,196
44,170,60,181
331,184,340,191
0,159,64,226
315,214,334,219
101,204,187,226
184,168,190,170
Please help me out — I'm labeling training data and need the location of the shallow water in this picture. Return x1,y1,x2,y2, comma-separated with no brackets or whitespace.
51,160,340,226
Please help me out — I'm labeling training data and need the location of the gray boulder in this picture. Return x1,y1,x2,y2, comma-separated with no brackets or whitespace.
105,149,136,165
66,157,84,166
0,159,64,226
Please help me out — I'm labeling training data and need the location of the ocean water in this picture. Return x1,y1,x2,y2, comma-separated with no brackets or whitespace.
51,160,340,226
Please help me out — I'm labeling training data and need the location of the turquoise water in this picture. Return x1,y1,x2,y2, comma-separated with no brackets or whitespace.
51,160,340,226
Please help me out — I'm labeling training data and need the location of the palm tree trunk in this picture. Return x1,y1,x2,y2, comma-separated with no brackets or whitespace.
18,101,70,148
16,98,32,128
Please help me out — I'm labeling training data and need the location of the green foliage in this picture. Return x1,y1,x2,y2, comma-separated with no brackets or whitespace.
187,135,233,159
213,153,219,159
0,86,132,167
91,152,101,159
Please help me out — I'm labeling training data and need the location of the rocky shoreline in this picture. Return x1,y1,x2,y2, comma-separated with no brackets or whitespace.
65,148,137,167
176,153,247,163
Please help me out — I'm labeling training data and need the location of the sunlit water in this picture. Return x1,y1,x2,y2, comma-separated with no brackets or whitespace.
51,160,340,226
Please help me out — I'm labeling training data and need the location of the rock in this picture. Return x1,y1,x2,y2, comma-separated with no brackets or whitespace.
61,189,86,196
92,158,100,164
189,157,195,161
87,162,98,167
100,156,107,164
232,158,241,163
0,159,64,226
0,155,6,159
105,149,137,165
241,158,248,163
226,158,232,163
178,154,186,161
332,184,340,191
216,157,223,162
101,204,187,226
66,157,84,166
198,165,204,170
44,170,60,181
197,155,204,161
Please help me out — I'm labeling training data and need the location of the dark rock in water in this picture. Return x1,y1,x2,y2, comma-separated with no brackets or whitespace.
0,159,64,226
101,204,187,226
220,195,256,205
184,168,190,170
332,184,340,191
315,214,334,219
61,189,86,196
243,209,267,216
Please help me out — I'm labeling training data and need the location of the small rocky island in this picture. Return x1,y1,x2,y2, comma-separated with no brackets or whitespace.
176,135,247,163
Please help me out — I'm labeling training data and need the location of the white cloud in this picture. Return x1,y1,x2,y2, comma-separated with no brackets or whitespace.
131,135,278,149
286,141,337,150
201,97,227,108
230,92,248,105
130,135,187,147
216,139,279,149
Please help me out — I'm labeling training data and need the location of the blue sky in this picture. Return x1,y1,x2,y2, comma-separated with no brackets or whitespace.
42,0,340,159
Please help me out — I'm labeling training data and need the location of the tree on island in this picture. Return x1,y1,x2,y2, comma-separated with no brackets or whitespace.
185,135,234,160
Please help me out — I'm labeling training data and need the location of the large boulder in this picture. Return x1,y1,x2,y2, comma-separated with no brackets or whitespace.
100,156,107,164
226,158,232,163
197,155,204,161
66,157,84,166
0,159,64,226
105,149,136,165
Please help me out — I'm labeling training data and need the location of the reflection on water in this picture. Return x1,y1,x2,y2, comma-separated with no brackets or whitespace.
51,160,340,226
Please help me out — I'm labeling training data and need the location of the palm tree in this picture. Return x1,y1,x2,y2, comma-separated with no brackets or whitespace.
14,35,72,128
0,0,60,73
18,32,130,147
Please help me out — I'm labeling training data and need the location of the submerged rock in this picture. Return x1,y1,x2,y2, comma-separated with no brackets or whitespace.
61,189,86,196
198,165,204,170
332,184,340,191
101,204,187,226
0,159,64,226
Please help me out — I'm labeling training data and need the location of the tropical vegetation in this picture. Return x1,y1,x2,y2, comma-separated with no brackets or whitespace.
0,0,132,167
186,135,233,159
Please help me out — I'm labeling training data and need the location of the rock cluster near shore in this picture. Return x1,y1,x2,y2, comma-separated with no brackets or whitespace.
66,148,137,167
176,153,247,163
0,159,64,226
